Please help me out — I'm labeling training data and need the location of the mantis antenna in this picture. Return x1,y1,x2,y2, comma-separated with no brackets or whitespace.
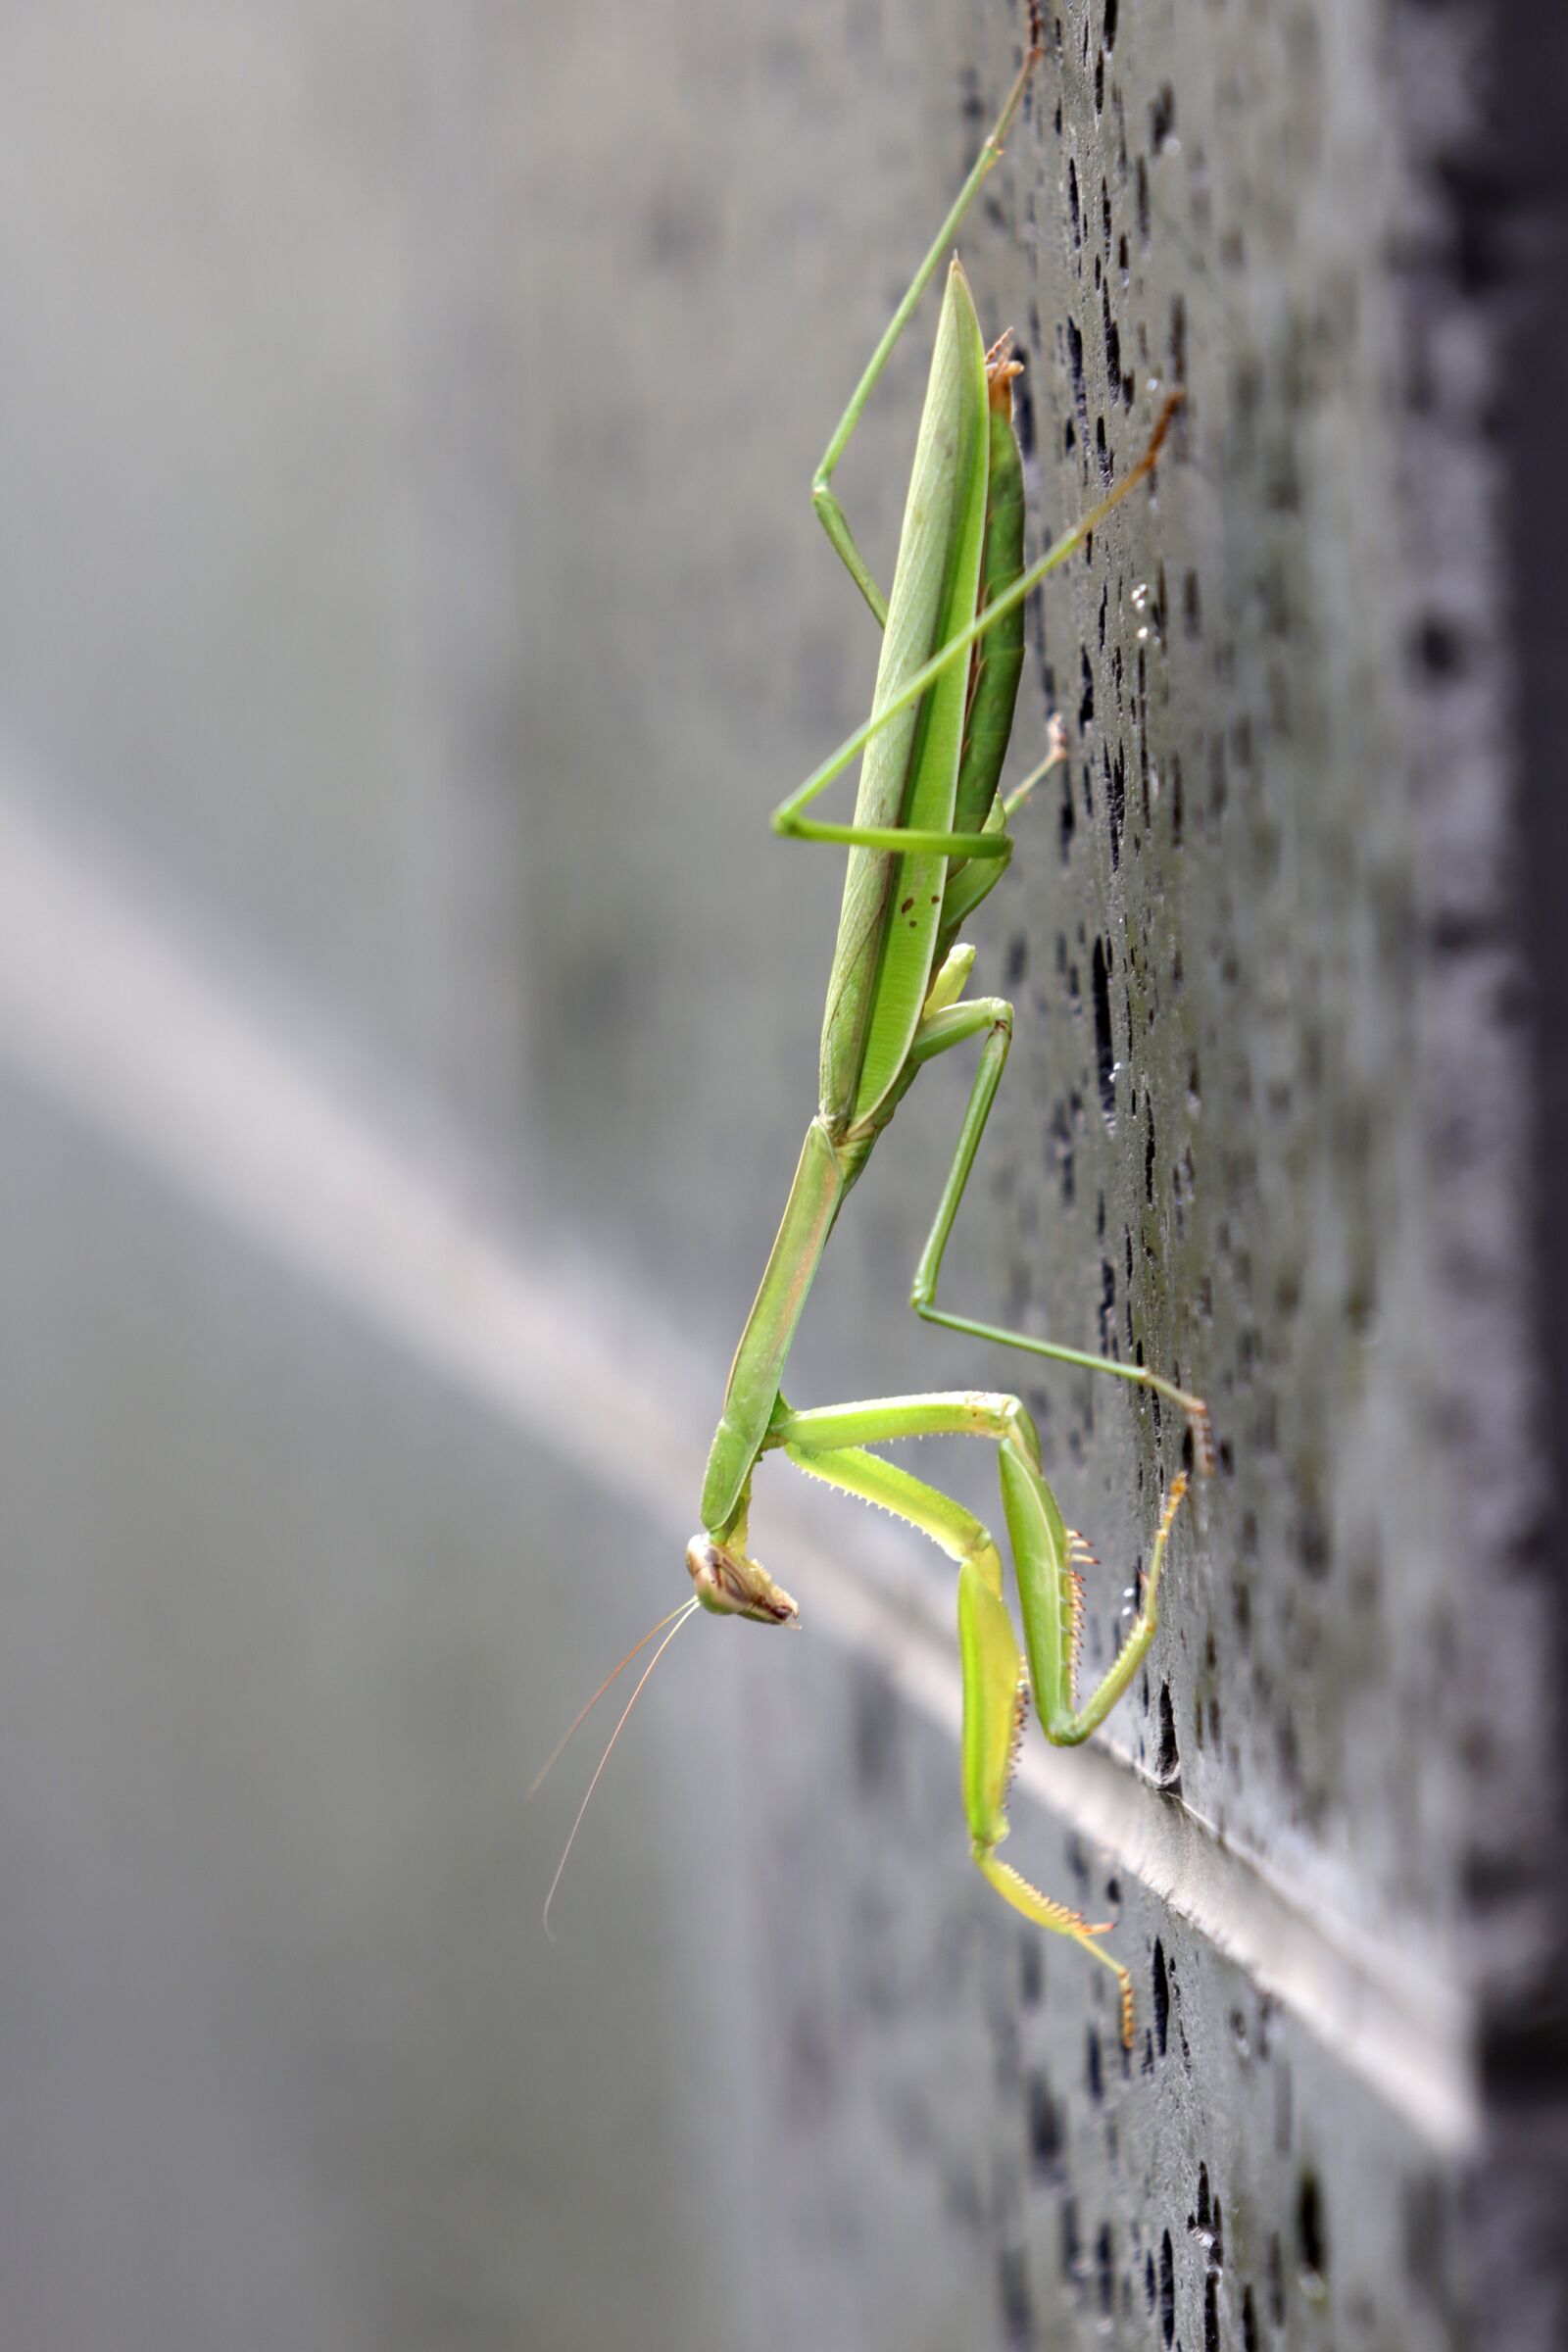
539,1597,700,1936
528,1597,702,1800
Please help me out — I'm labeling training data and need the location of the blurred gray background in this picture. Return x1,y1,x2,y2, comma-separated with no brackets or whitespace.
1,2,1565,2348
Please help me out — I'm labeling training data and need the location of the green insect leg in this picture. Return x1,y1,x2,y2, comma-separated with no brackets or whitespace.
809,23,1043,628
905,992,1215,1470
960,1554,1136,2049
774,1396,1139,2045
938,717,1067,943
781,1382,1188,1751
998,1444,1191,1745
773,395,1184,861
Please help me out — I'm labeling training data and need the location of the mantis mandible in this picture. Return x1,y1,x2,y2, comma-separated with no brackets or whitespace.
554,14,1212,2048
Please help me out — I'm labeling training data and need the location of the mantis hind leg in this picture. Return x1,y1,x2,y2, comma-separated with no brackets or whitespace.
810,13,1044,628
904,990,1216,1471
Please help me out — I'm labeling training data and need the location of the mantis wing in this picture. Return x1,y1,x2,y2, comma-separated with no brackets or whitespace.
817,261,991,1134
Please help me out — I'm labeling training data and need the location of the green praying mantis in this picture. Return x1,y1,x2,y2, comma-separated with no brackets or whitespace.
543,13,1212,2048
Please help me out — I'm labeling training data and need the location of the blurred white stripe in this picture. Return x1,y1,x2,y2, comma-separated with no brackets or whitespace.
0,784,1478,2154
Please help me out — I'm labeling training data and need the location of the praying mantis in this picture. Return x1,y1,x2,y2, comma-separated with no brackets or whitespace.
549,12,1212,2047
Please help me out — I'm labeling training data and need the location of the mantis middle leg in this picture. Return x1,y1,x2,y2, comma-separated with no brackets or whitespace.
901,988,1216,1468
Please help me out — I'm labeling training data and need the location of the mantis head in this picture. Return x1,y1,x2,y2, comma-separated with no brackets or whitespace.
686,1534,800,1626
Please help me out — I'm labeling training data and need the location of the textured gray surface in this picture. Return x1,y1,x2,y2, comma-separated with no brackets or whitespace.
0,1,1561,2347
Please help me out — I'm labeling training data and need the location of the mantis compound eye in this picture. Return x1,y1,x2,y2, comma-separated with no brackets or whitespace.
686,1536,799,1627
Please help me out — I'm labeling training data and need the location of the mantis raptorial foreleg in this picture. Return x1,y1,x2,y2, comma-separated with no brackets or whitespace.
770,1390,1188,1746
771,1391,1190,2044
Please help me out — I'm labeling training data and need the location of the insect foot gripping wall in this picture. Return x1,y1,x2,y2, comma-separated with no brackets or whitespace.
719,2,1568,2346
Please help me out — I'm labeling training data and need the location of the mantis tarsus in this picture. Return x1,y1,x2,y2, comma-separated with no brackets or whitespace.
556,14,1212,2048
